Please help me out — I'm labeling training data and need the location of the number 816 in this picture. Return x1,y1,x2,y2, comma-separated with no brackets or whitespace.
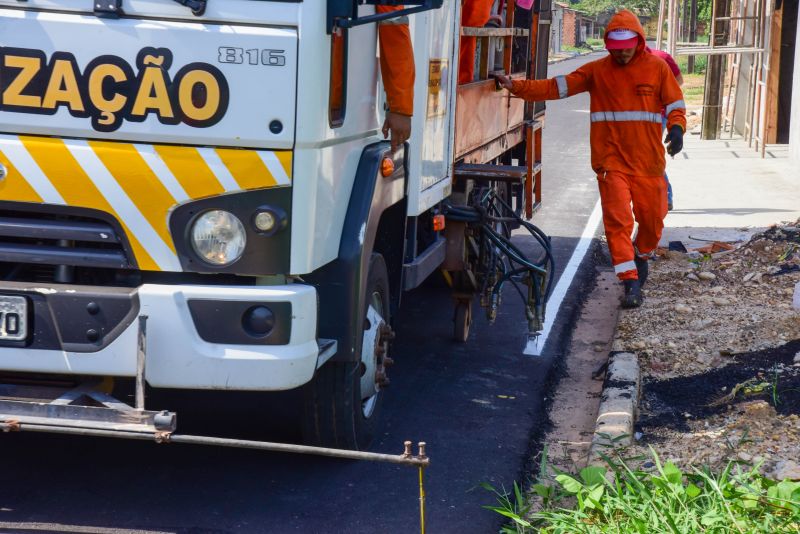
218,47,286,66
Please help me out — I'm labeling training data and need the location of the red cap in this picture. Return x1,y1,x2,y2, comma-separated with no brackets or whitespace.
605,29,639,50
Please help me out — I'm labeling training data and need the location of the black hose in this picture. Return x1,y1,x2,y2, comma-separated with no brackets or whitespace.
442,192,555,333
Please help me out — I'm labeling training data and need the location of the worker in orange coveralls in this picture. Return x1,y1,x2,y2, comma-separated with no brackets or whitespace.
495,10,686,308
377,5,416,152
458,0,495,84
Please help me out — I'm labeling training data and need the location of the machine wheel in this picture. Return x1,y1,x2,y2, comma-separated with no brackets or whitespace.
453,299,472,343
301,253,393,450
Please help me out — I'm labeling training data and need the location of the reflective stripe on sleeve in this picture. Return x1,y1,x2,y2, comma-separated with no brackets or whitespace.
665,99,686,115
634,246,656,260
614,260,637,274
379,16,409,25
590,111,663,124
555,76,568,99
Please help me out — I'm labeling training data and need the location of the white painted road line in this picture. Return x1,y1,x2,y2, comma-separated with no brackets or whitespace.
524,199,603,356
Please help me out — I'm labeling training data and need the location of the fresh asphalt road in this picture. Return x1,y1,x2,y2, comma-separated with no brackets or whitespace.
0,53,605,534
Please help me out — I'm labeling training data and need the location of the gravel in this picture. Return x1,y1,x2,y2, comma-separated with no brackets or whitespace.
612,221,800,478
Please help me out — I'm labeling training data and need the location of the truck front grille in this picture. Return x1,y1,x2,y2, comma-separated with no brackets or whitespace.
0,204,136,280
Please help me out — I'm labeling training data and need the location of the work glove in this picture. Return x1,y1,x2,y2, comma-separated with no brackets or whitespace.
664,125,684,157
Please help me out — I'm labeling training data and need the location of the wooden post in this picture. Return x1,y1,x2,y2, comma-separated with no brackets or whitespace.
656,0,667,49
667,0,678,58
701,0,731,139
764,1,783,144
687,0,698,73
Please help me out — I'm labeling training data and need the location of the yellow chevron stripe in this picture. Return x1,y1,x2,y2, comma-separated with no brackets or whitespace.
215,148,277,189
154,145,224,199
276,151,293,179
0,149,43,203
88,141,177,253
19,136,159,271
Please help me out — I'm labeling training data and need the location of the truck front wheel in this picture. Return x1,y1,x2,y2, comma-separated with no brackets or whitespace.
301,253,392,450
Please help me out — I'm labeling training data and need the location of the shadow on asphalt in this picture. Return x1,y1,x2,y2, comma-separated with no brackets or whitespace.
0,235,594,534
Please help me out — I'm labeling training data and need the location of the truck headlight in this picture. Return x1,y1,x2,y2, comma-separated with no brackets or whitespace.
190,210,246,266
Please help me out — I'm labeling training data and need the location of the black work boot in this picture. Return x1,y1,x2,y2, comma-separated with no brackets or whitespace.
622,279,643,309
634,256,649,287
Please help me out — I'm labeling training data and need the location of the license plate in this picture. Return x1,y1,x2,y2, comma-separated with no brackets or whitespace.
0,296,27,341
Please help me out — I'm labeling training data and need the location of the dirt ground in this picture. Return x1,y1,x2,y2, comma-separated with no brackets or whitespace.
612,221,800,479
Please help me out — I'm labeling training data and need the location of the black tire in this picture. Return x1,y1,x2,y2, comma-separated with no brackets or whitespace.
301,253,391,450
453,299,472,343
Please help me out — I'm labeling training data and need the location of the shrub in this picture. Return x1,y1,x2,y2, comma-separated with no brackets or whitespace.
484,448,800,533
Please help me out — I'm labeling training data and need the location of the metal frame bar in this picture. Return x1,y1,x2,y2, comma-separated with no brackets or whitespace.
0,419,430,467
135,315,147,411
674,46,765,54
327,0,443,33
461,27,529,37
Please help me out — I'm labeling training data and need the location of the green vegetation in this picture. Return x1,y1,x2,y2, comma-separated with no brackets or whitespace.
572,0,661,17
585,37,604,48
561,44,592,54
572,0,713,24
677,54,708,75
484,448,800,533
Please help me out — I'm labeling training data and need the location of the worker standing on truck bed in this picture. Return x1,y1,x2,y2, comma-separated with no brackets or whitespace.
495,10,686,308
377,5,416,152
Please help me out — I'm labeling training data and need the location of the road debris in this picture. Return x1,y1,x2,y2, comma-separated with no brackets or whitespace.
614,220,800,476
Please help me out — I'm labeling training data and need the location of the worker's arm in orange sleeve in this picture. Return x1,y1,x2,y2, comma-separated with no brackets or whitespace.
509,65,591,101
660,62,687,132
377,6,415,116
376,6,414,152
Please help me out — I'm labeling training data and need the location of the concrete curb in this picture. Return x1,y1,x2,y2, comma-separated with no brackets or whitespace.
547,49,600,65
588,351,641,464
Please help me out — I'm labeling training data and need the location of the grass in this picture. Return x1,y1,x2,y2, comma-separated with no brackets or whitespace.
682,73,706,107
483,448,800,533
561,44,591,54
674,55,708,106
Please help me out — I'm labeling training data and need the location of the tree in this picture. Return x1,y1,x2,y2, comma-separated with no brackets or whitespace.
573,0,660,17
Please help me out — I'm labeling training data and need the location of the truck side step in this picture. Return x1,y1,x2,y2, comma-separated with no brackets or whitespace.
453,163,527,183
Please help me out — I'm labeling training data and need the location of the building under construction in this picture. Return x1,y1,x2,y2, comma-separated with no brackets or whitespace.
655,0,799,162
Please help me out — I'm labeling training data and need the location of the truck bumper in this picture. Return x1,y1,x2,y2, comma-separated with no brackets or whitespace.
0,283,321,391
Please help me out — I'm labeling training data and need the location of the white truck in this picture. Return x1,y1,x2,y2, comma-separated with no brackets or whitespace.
0,0,552,451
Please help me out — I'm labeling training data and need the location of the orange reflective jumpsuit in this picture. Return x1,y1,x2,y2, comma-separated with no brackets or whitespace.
377,6,415,116
509,10,686,280
458,0,495,84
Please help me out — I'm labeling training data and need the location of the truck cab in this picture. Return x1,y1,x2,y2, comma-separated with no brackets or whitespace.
0,0,550,450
